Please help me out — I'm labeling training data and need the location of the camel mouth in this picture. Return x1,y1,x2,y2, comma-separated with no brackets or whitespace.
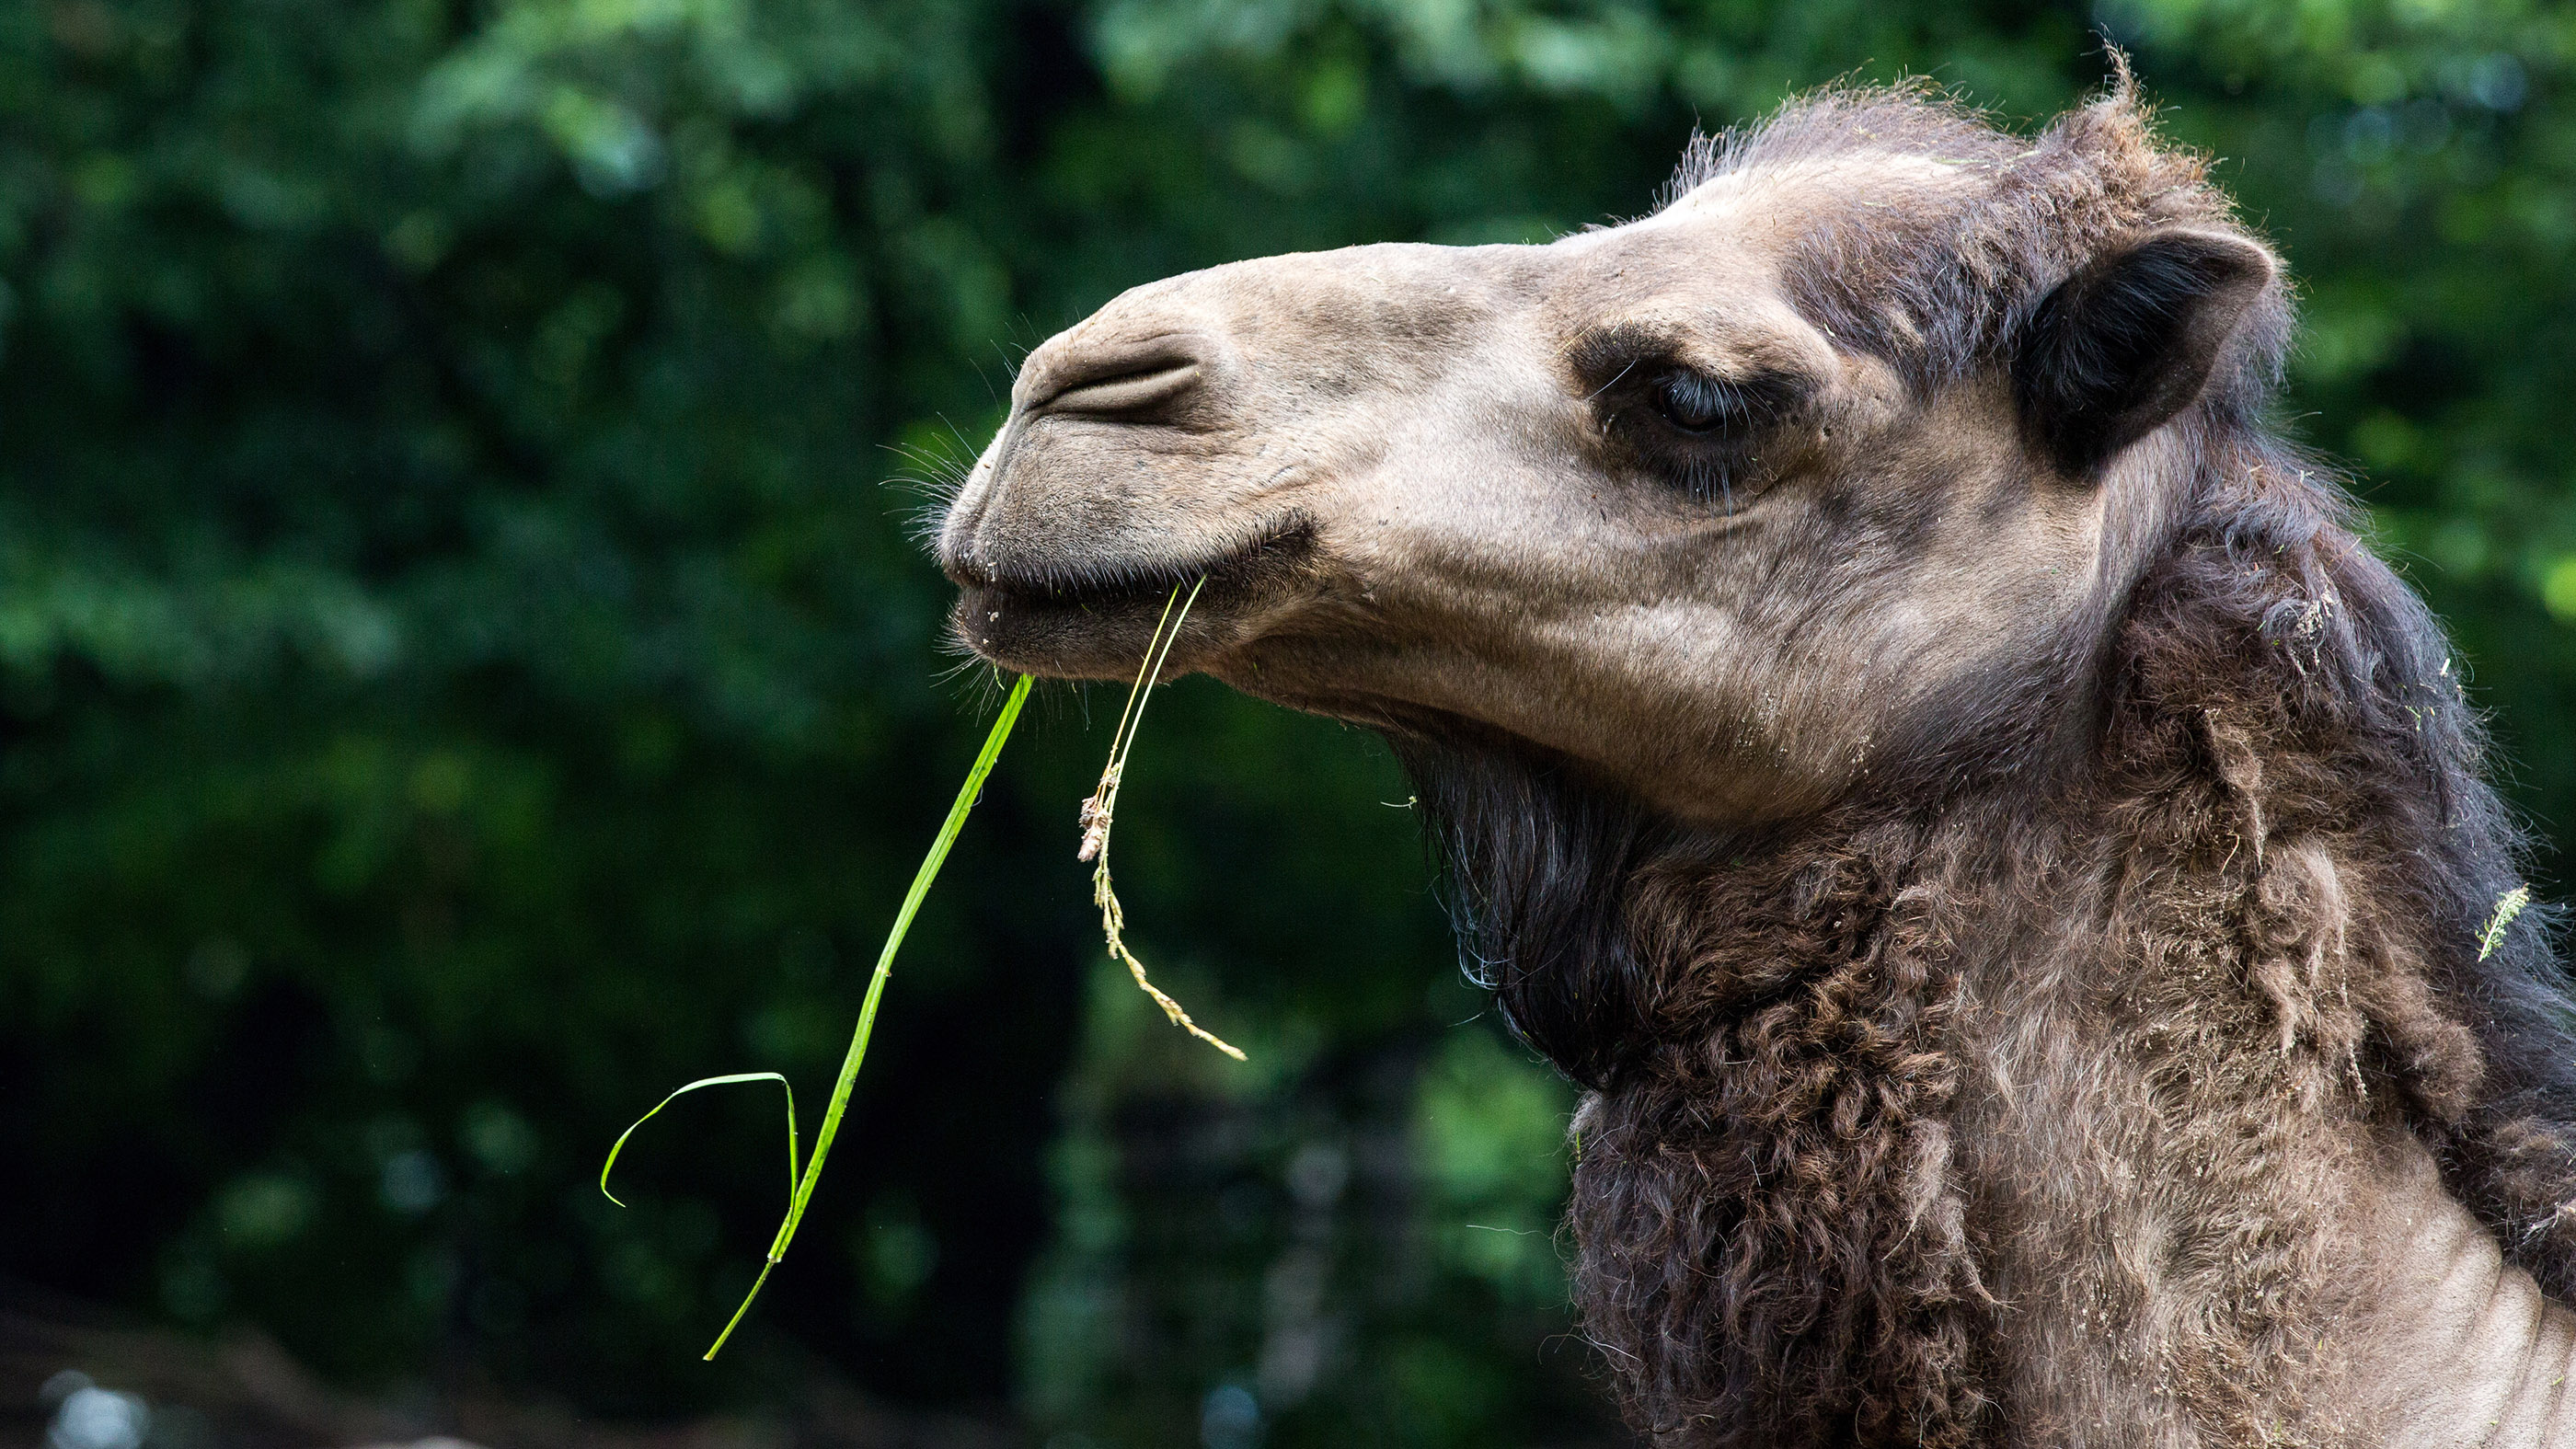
946,514,1317,679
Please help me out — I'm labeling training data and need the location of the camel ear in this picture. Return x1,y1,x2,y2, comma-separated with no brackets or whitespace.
2013,228,2274,477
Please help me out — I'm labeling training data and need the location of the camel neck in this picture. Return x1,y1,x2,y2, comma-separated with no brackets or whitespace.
1558,782,2576,1445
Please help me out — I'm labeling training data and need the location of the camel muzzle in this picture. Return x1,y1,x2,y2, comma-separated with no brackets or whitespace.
936,309,1333,680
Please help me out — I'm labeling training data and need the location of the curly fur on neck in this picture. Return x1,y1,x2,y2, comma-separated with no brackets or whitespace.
1400,356,2576,1449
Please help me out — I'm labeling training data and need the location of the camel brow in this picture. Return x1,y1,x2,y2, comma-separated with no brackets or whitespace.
1562,321,1819,398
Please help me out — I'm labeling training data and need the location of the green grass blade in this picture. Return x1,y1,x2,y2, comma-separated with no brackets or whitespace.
758,670,1033,1266
600,672,1034,1361
599,1072,799,1210
702,1259,778,1360
1105,586,1184,773
1112,577,1202,790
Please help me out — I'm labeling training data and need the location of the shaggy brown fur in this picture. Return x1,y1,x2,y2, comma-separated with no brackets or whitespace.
1401,78,2576,1446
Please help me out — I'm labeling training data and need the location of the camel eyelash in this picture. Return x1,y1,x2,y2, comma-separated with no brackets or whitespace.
1648,371,1764,434
1593,364,1807,507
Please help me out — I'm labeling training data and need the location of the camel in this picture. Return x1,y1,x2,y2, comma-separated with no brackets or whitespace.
936,71,2576,1446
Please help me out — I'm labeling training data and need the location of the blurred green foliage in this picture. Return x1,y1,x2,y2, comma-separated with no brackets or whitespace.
0,0,2568,1443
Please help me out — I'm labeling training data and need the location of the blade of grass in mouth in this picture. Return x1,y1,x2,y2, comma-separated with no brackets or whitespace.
598,592,1248,1357
602,671,1032,1359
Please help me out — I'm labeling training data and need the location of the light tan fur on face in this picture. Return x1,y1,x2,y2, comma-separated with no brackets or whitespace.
942,161,2117,823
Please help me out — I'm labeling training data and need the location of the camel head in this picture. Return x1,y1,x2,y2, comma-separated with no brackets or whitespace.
937,82,2283,824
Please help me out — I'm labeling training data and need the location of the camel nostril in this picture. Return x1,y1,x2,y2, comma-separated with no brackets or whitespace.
1022,332,1217,418
1038,359,1202,417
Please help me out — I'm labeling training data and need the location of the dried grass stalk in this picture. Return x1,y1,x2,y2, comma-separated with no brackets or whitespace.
1080,579,1244,1061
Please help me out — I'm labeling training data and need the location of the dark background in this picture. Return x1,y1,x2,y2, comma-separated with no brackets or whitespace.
2,1,2569,1445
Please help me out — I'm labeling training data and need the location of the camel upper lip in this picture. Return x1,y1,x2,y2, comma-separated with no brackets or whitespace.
944,513,1317,608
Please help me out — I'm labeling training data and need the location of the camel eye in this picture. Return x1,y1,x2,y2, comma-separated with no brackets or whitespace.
1650,371,1742,432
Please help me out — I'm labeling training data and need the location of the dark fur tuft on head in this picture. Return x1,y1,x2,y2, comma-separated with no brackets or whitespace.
1664,63,2290,409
